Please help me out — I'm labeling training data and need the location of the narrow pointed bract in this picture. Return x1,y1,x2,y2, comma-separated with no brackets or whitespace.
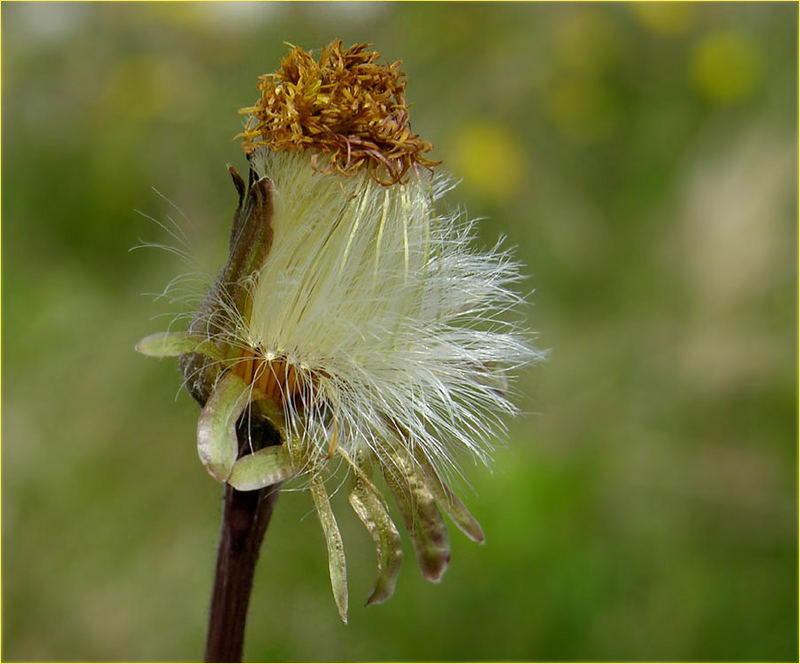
383,452,451,582
348,455,403,606
135,331,225,362
310,474,349,623
413,448,486,544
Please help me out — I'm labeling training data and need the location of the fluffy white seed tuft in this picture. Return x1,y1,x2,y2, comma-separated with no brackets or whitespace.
213,149,542,482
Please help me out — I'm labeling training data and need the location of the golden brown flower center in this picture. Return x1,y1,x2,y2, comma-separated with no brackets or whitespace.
238,39,439,186
232,349,314,409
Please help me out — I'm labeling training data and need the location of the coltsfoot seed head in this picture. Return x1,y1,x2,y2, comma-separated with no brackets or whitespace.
137,40,543,622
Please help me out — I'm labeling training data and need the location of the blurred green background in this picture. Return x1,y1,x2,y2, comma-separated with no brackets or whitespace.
3,2,796,661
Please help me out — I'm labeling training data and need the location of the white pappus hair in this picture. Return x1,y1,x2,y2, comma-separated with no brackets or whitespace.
215,148,542,483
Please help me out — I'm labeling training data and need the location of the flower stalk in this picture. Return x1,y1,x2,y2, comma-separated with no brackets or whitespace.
204,477,279,662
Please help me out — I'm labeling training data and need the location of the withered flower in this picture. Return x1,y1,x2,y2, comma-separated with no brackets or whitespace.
137,40,539,624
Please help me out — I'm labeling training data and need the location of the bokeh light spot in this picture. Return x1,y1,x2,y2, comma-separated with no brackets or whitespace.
448,121,527,202
630,3,697,37
689,31,762,102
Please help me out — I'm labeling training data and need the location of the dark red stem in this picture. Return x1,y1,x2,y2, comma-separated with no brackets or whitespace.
204,481,280,663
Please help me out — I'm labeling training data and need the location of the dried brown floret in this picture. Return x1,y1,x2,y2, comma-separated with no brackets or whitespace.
238,40,439,186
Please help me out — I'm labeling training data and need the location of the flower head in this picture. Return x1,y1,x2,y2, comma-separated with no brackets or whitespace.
137,40,541,622
238,39,438,185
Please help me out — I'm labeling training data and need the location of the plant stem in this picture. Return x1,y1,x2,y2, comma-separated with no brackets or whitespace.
198,168,281,662
205,414,283,662
204,481,280,662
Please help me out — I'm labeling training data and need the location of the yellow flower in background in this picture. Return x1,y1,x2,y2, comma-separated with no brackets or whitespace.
630,3,697,37
690,31,762,103
137,41,540,622
449,120,527,202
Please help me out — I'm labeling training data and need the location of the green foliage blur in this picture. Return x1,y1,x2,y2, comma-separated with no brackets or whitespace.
3,3,796,661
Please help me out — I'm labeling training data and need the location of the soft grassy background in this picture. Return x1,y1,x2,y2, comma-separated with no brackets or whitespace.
3,2,796,661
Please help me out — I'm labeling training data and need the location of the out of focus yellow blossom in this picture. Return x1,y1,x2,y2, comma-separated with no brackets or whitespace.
690,31,762,102
630,3,697,37
449,120,527,201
